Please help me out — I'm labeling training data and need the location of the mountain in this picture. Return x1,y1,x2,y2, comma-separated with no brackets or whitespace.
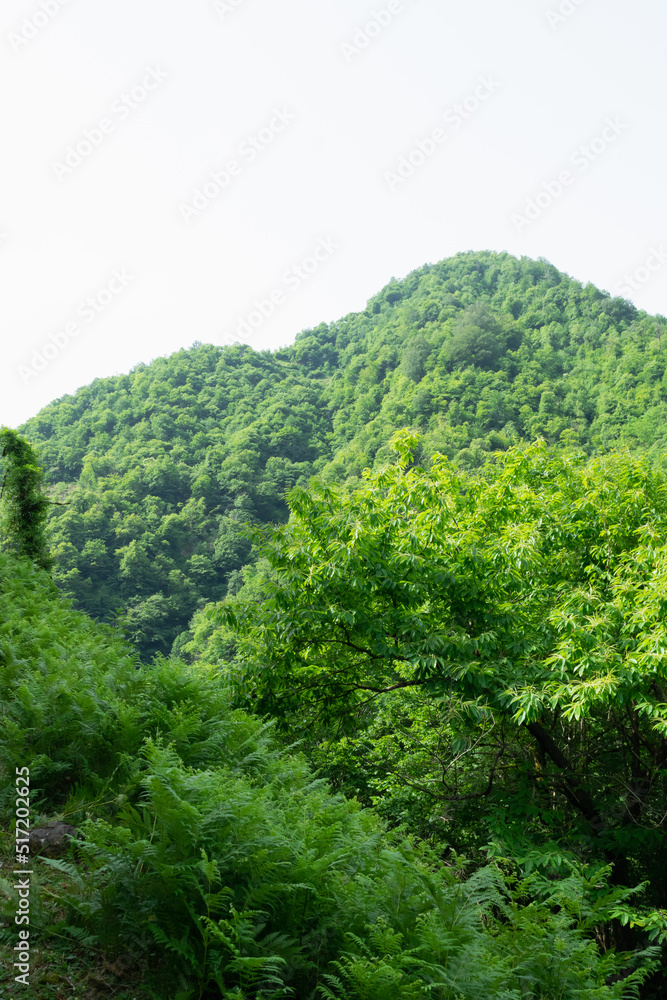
17,249,667,657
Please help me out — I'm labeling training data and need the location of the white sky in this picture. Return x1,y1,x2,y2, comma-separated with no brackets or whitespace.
1,0,666,428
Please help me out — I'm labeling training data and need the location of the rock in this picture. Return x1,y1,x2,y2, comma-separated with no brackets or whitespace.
104,953,134,978
28,821,82,858
86,973,112,991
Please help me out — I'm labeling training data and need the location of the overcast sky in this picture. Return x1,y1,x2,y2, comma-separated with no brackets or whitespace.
2,0,666,428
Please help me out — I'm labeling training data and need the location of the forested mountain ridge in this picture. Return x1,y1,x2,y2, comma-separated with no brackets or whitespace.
19,347,332,655
308,251,665,476
5,252,667,997
17,249,667,656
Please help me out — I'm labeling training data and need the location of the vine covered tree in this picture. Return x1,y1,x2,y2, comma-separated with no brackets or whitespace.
0,428,53,571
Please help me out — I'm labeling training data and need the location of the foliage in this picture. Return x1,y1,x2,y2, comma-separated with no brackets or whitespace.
443,301,513,370
219,436,667,965
0,549,657,998
5,251,667,994
0,428,53,571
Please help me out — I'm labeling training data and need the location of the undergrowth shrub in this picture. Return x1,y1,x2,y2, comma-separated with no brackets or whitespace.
53,738,655,999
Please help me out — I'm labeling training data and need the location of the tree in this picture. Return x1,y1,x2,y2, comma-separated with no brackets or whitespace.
0,428,53,571
444,301,505,369
401,334,431,382
226,432,667,943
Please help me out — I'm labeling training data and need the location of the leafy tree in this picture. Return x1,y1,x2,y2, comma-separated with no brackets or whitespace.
0,428,53,571
401,334,431,382
444,301,506,369
224,433,667,954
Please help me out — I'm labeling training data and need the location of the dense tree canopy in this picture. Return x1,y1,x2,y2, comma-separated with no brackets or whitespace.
17,251,667,655
220,435,667,954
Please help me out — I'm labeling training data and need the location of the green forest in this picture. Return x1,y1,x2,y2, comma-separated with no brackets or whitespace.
2,249,667,998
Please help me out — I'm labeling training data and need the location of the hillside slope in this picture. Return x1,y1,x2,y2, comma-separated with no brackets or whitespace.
1,549,652,999
16,249,667,656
